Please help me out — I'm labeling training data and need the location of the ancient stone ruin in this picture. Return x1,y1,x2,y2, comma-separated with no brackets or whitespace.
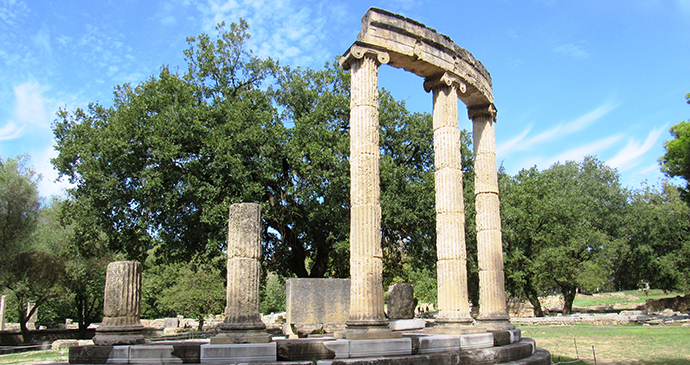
212,202,271,344
340,7,512,335
92,261,145,345
69,7,551,365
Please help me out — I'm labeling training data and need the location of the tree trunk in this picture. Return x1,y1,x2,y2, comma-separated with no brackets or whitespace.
561,286,577,315
18,307,32,344
309,237,329,278
198,317,204,332
268,218,308,277
526,294,545,317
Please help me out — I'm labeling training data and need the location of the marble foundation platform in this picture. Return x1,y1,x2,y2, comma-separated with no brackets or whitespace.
69,329,547,364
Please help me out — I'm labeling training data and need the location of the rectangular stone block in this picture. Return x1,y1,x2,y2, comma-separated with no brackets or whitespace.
286,278,350,331
69,345,129,364
347,338,412,358
459,332,494,349
130,344,183,364
200,342,276,363
414,334,460,354
164,317,179,328
389,319,425,331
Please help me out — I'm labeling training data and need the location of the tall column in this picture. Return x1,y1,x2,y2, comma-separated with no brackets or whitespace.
341,45,398,339
213,203,271,344
423,73,478,333
469,104,514,330
93,261,145,345
0,295,6,331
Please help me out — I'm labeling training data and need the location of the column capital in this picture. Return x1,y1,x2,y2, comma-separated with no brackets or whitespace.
340,44,390,70
468,104,498,122
424,72,467,94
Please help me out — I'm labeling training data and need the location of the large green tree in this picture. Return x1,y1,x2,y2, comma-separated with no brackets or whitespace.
502,156,627,315
660,93,690,206
53,21,455,279
0,157,67,343
615,181,690,292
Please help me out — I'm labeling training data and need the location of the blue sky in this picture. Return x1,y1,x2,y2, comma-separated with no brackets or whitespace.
1,0,689,198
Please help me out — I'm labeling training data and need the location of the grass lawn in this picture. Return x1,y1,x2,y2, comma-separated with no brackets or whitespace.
572,290,683,308
0,349,68,364
523,324,690,365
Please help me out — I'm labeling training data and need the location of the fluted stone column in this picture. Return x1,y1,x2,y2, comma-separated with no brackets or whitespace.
93,261,145,345
340,46,399,339
469,105,514,330
423,74,479,333
0,295,6,331
213,203,270,344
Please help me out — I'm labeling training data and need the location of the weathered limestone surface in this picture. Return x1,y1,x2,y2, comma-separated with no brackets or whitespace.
92,261,145,345
387,283,416,320
214,203,270,344
286,278,350,336
340,8,493,107
342,47,399,340
0,295,5,331
470,106,513,330
341,6,513,334
426,73,475,331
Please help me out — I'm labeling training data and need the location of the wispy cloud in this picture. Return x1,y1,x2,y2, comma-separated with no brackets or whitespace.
498,102,616,156
553,41,589,59
0,121,24,141
35,145,73,198
525,135,623,169
606,126,666,172
0,0,29,29
196,0,344,68
14,81,50,129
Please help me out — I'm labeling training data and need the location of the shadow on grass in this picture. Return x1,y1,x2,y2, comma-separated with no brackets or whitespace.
642,360,690,365
552,355,690,365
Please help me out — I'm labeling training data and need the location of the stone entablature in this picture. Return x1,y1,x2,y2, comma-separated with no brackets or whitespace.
340,7,493,108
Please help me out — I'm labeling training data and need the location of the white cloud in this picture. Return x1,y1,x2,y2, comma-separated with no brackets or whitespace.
0,121,24,140
499,102,616,155
538,135,624,168
196,0,338,68
497,125,532,156
14,81,50,129
34,145,73,199
0,0,29,29
553,42,589,59
32,26,52,56
606,126,666,172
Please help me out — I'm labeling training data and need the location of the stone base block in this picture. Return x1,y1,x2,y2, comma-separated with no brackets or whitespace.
388,318,425,331
341,325,403,340
424,322,486,335
276,338,338,361
92,326,146,346
130,344,182,364
491,327,522,346
314,339,548,365
476,317,516,331
323,338,412,359
69,342,204,364
200,342,276,363
69,345,129,364
210,329,272,344
406,334,459,354
459,332,494,349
